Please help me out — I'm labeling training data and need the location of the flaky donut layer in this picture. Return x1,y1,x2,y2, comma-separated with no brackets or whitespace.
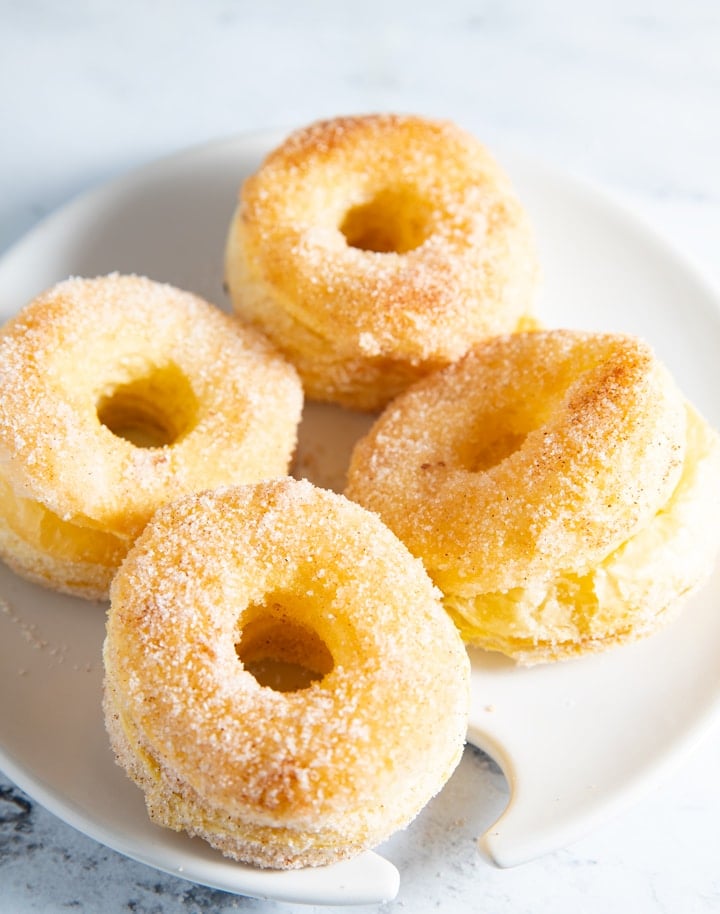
346,330,720,662
225,114,539,410
103,479,470,868
0,274,303,598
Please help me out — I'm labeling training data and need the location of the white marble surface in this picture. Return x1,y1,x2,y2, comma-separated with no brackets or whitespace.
1,1,720,911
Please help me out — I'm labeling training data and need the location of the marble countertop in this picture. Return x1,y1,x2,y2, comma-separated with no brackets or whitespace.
1,1,720,911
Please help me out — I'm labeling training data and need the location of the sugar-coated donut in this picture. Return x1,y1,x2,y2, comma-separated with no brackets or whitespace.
0,274,303,600
346,330,720,663
225,114,539,410
103,478,470,869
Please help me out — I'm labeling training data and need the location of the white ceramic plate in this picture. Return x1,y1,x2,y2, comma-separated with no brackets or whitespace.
1,132,720,904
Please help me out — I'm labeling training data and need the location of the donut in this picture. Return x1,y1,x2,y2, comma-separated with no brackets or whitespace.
0,274,303,600
225,114,539,410
345,330,720,663
102,478,470,869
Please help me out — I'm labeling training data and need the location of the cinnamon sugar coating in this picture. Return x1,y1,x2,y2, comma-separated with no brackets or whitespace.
0,274,302,599
225,114,539,410
346,330,720,662
103,479,470,868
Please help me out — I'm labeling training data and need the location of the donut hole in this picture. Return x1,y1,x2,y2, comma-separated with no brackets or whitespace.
236,601,334,692
97,363,198,448
460,396,564,473
462,409,552,473
340,187,435,254
469,430,530,472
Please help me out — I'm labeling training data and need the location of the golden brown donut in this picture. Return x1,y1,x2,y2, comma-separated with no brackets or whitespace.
103,478,470,869
225,114,539,410
345,330,720,663
0,274,303,599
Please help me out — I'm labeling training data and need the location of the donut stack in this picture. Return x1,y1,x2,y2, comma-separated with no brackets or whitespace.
0,273,303,599
226,113,539,410
103,478,469,868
